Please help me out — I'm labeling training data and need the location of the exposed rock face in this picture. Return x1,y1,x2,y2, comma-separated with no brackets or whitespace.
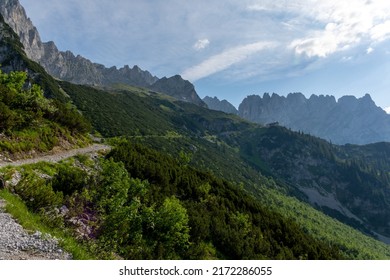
203,96,238,114
0,13,28,72
151,75,207,107
100,65,158,88
0,0,205,106
238,92,390,145
0,0,43,62
0,13,67,101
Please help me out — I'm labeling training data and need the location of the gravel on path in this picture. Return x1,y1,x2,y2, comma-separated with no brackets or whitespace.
0,199,72,260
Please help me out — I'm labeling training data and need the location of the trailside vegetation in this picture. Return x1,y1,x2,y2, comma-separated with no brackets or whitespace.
0,70,91,155
1,141,342,260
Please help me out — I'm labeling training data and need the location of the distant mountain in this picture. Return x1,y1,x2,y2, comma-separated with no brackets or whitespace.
203,96,238,114
238,92,390,145
0,0,204,106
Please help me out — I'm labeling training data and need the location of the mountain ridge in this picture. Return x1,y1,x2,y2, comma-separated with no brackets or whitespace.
203,96,238,114
0,0,205,106
238,92,390,145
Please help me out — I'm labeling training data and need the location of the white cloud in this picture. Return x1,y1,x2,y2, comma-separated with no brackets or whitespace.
247,4,270,11
342,56,353,61
370,21,390,42
20,0,390,90
182,41,276,81
385,107,390,114
366,47,374,54
193,39,210,51
262,0,390,58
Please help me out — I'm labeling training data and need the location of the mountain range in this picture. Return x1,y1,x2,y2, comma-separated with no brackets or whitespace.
1,0,390,260
0,0,206,107
204,93,390,145
2,0,389,145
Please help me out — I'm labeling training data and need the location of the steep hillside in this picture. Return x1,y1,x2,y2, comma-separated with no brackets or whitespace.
59,81,390,258
0,14,90,159
59,81,246,138
238,93,390,145
0,70,90,160
226,125,390,239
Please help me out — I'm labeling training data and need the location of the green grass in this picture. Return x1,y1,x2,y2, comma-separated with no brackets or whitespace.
0,189,96,259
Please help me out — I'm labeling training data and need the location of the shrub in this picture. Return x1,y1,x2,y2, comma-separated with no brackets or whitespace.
52,164,89,196
13,170,63,210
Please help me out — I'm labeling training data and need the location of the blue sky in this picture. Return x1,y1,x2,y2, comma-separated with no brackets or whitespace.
19,0,390,112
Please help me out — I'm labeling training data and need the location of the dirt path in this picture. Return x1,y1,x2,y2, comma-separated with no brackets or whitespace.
0,144,111,168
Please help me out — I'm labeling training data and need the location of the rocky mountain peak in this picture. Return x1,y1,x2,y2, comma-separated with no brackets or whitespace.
360,93,375,106
238,92,390,145
202,96,238,114
151,75,207,107
0,0,43,62
287,92,306,103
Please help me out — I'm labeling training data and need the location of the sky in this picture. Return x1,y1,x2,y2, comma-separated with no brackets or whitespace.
19,0,390,112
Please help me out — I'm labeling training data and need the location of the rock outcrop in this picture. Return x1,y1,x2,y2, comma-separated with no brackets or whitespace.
0,12,30,73
203,96,238,114
0,0,157,87
151,75,207,107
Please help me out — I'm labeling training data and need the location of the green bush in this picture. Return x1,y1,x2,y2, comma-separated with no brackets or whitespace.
13,170,63,210
52,164,89,196
0,70,90,154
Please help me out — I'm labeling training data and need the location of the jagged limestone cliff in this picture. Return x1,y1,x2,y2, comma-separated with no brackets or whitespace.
238,92,390,145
